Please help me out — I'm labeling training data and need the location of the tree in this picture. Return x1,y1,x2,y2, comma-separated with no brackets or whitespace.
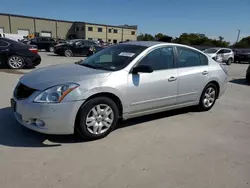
137,33,155,41
234,36,250,48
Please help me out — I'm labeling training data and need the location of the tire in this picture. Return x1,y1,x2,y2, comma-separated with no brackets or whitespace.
198,83,218,111
226,58,233,65
76,97,119,140
246,74,250,83
64,49,73,57
49,46,54,52
7,55,25,69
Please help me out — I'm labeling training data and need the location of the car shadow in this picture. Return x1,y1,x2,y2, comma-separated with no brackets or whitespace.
118,106,198,129
229,78,250,86
0,106,198,148
0,69,26,75
0,107,84,148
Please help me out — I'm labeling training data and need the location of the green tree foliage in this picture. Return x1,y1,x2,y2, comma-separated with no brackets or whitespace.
137,32,230,47
234,36,250,48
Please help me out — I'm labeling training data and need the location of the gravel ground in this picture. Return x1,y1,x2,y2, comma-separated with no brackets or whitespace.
0,52,250,188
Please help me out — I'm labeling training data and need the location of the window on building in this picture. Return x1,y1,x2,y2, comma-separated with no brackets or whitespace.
88,38,93,40
98,28,102,32
88,27,93,31
113,29,118,33
131,31,135,35
138,47,175,70
108,39,111,42
113,39,117,44
176,47,207,68
76,27,79,31
81,26,85,31
108,29,112,33
98,38,102,41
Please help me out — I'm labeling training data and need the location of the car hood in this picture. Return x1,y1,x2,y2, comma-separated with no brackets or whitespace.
20,64,111,90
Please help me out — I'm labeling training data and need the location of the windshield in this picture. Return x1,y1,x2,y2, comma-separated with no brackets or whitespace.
67,39,82,45
79,44,147,71
204,48,218,53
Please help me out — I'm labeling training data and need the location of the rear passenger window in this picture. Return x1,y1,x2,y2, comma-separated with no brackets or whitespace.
177,47,205,67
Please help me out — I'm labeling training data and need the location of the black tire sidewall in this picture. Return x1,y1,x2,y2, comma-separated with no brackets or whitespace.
7,55,25,69
77,97,119,140
199,83,217,111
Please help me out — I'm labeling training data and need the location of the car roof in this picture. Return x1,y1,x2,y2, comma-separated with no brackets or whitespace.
124,41,167,47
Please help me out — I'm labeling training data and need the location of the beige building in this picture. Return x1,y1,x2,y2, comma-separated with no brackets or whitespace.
0,13,137,43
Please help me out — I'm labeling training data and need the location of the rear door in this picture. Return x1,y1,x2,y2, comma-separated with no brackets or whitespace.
176,46,210,104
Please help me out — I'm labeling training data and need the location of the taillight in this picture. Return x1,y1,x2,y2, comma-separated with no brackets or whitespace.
29,48,38,54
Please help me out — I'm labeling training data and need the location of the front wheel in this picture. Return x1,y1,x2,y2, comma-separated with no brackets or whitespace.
76,97,119,140
7,55,25,69
198,83,218,111
227,58,233,65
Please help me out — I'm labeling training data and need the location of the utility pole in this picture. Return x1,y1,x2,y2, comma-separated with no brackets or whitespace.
235,29,241,44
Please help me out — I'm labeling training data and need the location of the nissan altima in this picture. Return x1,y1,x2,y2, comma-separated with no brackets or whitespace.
11,41,228,140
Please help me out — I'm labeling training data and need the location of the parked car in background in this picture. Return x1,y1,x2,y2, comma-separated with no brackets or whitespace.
233,49,250,63
22,37,57,52
246,65,250,83
204,48,234,65
0,37,41,69
11,41,227,140
54,39,103,57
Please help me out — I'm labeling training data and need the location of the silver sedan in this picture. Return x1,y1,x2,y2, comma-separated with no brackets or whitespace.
11,41,228,140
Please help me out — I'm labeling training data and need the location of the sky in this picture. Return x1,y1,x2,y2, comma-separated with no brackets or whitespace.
0,0,249,43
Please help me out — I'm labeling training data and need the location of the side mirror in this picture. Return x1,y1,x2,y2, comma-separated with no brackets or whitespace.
132,65,153,74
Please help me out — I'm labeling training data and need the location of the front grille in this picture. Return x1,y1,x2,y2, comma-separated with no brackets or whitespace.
14,83,37,100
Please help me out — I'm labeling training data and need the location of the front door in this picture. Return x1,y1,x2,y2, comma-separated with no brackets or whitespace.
126,46,178,114
175,46,210,104
0,40,9,66
73,40,85,56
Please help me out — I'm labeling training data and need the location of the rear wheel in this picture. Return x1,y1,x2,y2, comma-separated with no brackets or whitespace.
64,49,73,57
198,83,218,111
76,97,119,140
7,55,25,69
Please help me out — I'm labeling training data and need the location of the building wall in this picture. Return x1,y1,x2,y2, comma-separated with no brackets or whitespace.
57,21,74,39
107,26,123,43
0,15,10,33
0,14,137,41
10,16,34,34
123,28,137,41
35,19,56,37
85,23,107,41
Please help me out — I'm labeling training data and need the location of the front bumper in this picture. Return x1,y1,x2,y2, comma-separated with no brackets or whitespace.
12,98,84,135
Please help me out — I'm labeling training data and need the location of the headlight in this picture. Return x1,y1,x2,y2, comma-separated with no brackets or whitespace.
34,83,79,103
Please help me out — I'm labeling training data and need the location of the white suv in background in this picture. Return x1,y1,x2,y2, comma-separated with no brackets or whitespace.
204,48,234,65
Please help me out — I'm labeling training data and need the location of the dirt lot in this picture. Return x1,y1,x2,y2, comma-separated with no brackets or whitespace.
0,52,250,188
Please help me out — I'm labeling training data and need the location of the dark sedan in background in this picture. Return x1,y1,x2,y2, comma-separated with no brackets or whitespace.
0,37,41,69
233,49,250,63
53,39,104,57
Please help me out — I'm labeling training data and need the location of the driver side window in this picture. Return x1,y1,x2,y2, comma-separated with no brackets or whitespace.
217,49,224,54
137,47,174,71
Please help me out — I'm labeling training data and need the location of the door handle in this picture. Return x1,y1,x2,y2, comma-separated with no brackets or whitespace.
202,70,208,75
168,76,177,82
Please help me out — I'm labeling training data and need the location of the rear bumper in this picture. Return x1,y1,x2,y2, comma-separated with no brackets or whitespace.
24,54,41,67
